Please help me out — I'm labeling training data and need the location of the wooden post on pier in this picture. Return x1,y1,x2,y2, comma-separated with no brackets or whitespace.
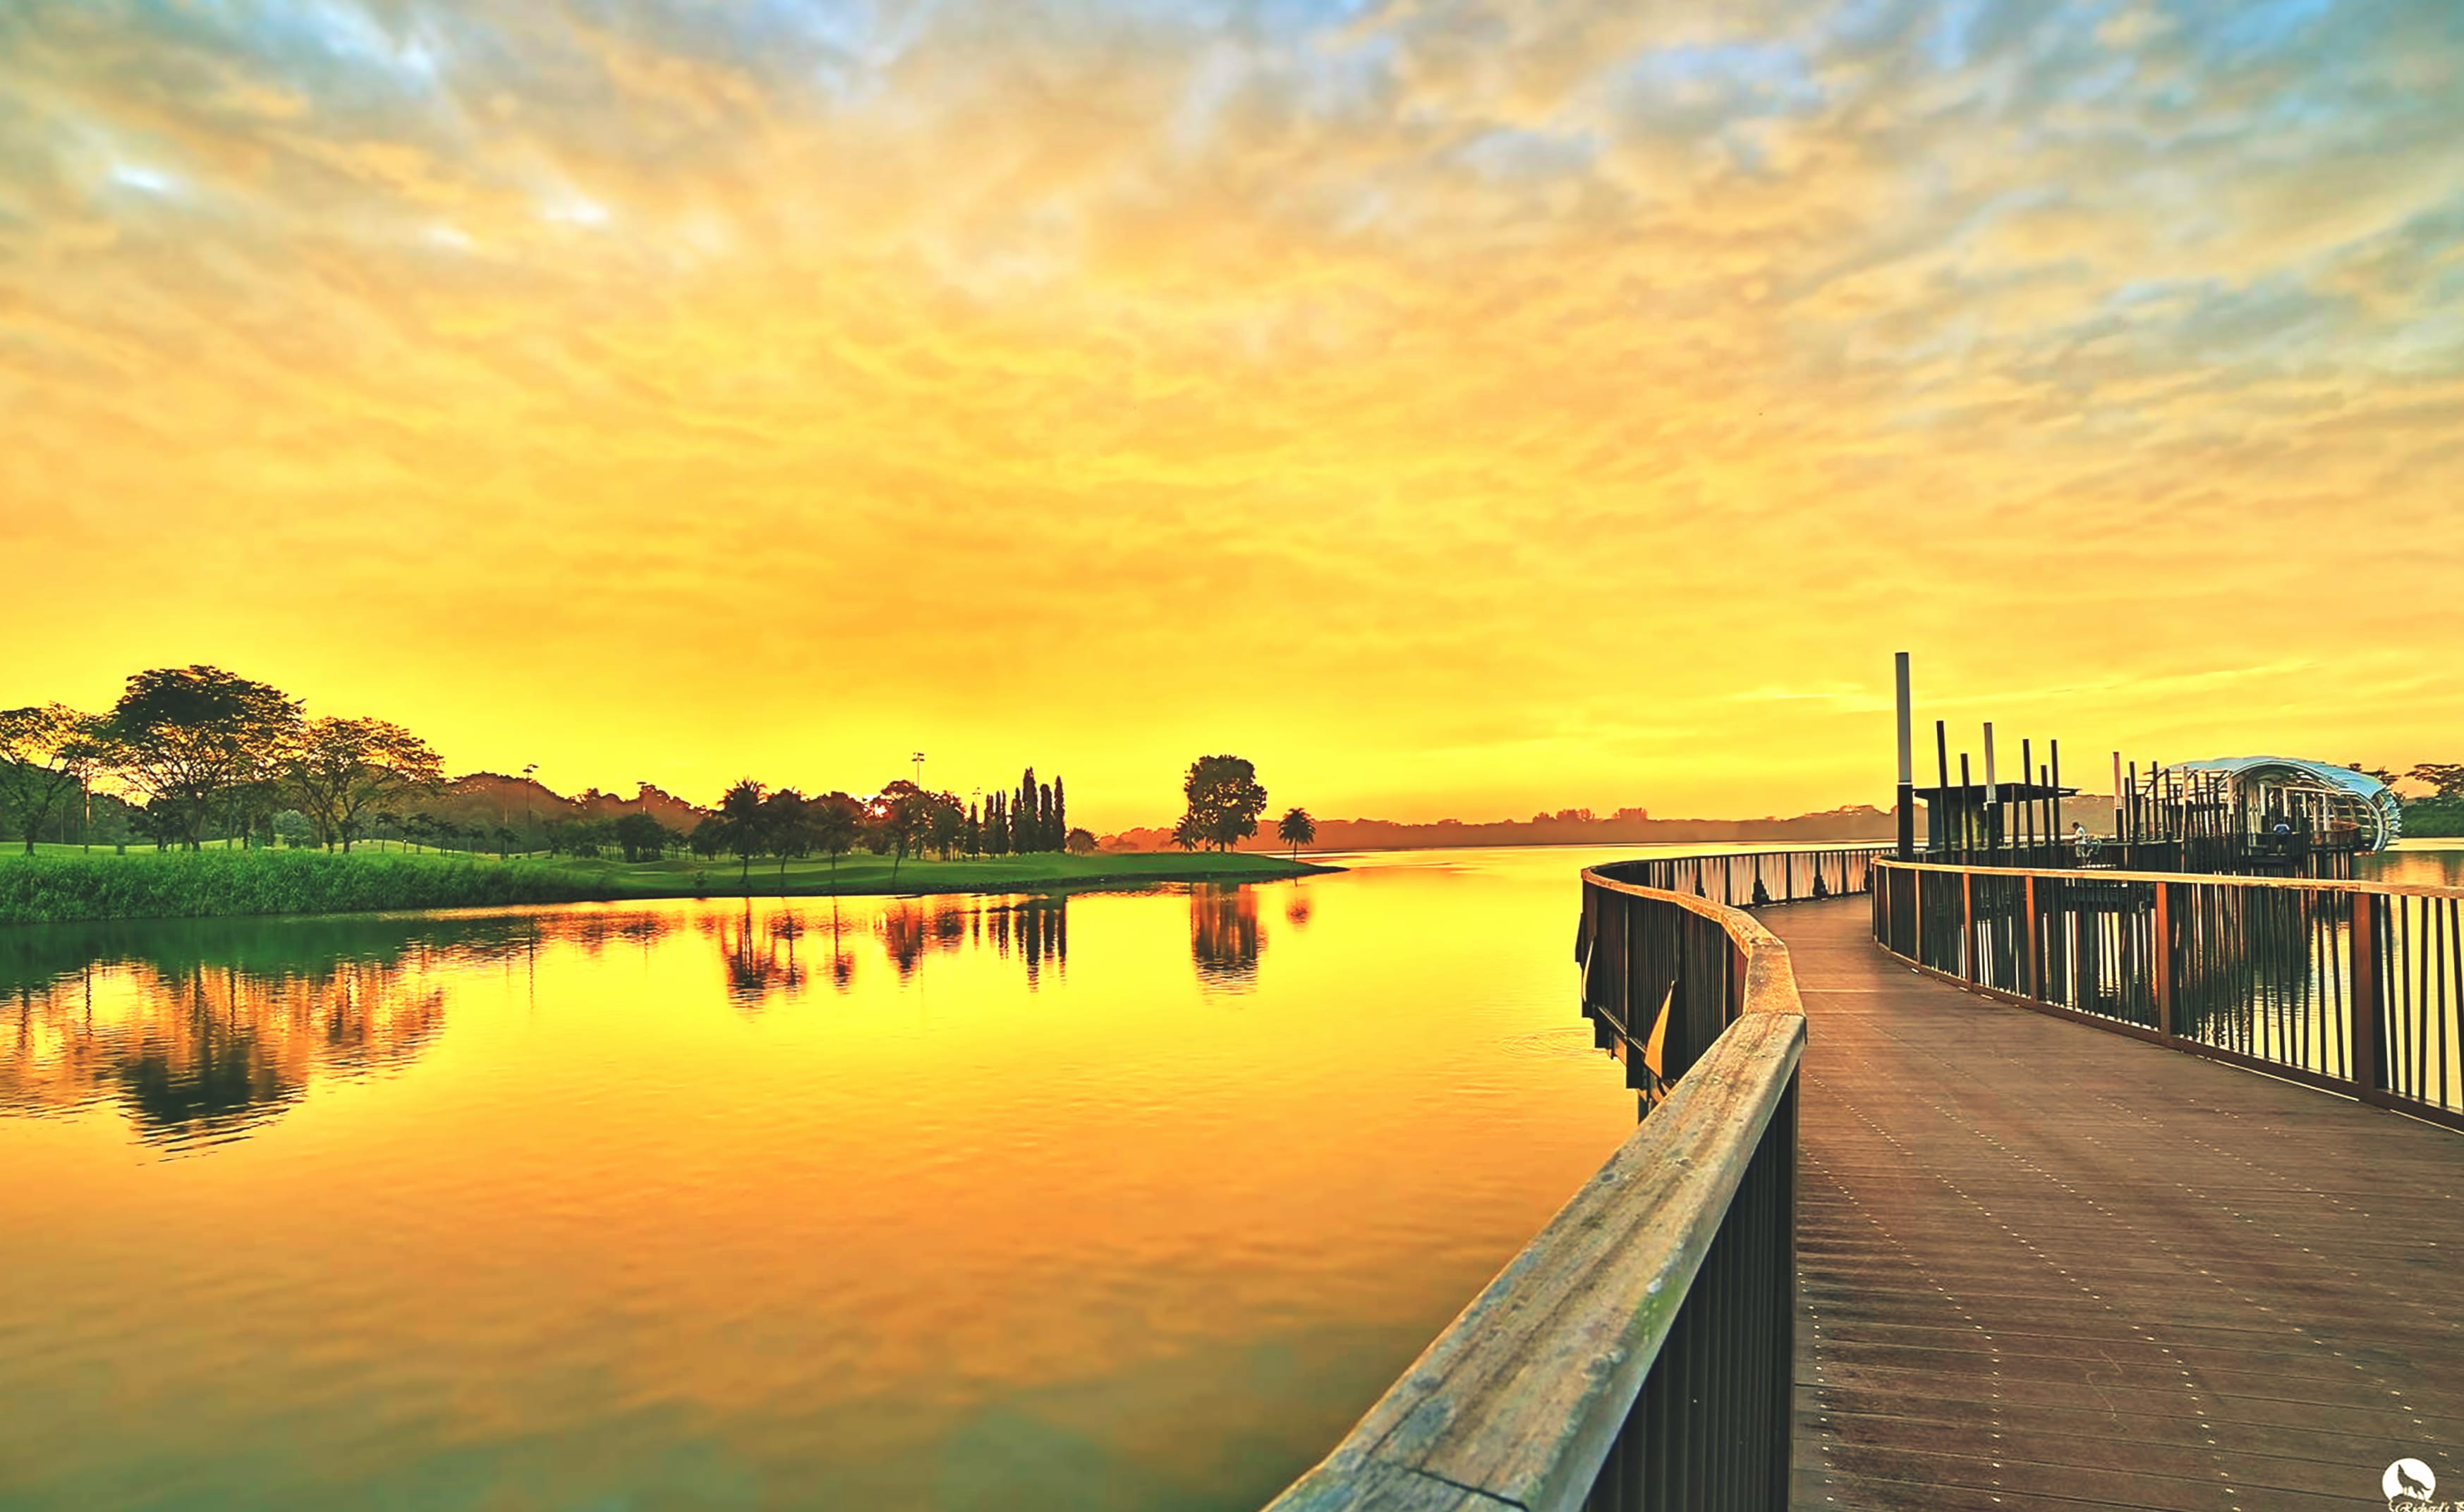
2024,872,2041,999
2151,882,2173,1040
2350,891,2380,1095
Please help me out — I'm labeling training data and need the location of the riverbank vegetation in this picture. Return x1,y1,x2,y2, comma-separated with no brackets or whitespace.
0,846,1330,925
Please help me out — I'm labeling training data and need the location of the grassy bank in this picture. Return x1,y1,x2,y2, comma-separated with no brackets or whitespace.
0,846,1335,925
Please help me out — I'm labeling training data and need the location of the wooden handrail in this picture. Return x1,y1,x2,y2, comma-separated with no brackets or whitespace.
1264,880,1804,1512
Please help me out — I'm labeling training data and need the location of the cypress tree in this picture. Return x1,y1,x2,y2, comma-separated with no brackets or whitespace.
966,800,981,857
1039,782,1055,851
1052,775,1067,851
990,793,1007,855
1019,768,1037,853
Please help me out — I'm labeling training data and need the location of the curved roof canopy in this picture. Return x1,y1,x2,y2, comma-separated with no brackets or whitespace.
2162,757,2404,850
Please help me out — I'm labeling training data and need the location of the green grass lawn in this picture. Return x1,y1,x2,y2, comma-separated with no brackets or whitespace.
0,843,1335,925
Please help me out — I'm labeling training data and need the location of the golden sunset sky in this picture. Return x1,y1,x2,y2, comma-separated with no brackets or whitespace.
4,0,2459,827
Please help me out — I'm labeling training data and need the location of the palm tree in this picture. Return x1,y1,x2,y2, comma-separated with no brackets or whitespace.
1276,807,1316,860
811,793,863,892
714,779,767,893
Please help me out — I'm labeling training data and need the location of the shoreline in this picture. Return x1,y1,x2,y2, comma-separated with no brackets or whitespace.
0,848,1340,927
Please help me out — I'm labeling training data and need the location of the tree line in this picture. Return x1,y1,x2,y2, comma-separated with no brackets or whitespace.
0,666,1103,868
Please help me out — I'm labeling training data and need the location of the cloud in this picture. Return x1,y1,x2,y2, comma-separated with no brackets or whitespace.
0,0,2459,822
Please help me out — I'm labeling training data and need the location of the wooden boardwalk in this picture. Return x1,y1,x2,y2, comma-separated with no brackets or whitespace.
1774,898,2464,1512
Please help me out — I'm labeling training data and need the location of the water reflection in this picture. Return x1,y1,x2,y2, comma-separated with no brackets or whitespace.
1191,884,1263,990
3,883,1282,1144
0,910,675,1148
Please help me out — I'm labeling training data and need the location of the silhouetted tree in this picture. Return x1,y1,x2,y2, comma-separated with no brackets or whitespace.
1065,826,1096,855
1180,755,1268,852
1277,806,1316,860
0,704,99,854
875,779,930,882
612,810,676,862
709,779,768,891
761,788,813,889
1050,776,1067,850
286,716,444,851
2409,763,2464,799
811,792,863,889
102,666,303,849
1016,768,1038,853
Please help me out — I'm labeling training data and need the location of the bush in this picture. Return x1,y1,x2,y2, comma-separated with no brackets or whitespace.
0,850,606,925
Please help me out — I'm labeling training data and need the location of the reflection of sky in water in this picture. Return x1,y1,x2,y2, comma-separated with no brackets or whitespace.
0,850,1646,1512
2357,842,2464,889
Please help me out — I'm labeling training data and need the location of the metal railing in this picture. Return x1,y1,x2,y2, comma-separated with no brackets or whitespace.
1594,846,1888,910
1872,859,2464,1130
1264,867,1802,1512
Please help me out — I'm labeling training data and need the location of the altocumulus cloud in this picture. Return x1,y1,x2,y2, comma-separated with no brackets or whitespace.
0,0,2458,822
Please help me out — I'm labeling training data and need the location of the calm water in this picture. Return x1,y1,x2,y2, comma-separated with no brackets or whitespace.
0,846,1703,1512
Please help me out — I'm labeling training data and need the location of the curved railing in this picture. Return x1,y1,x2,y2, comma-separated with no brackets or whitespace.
1263,867,1804,1512
1596,845,1887,910
1872,858,2464,1130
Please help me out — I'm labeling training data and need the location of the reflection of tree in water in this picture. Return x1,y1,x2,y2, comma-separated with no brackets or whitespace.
1285,887,1312,930
985,896,1067,987
1191,884,1263,990
700,906,811,1008
879,895,1067,987
1,910,675,1148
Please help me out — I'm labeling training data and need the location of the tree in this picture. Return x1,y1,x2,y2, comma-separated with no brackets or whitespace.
612,810,675,862
925,793,964,858
1016,768,1038,853
1065,826,1097,855
710,779,769,891
101,666,303,849
1180,755,1268,852
1038,781,1056,851
760,788,813,889
2408,764,2464,800
0,704,99,854
1277,806,1316,860
285,716,444,851
986,792,1008,855
1052,776,1067,853
811,792,863,889
875,779,930,882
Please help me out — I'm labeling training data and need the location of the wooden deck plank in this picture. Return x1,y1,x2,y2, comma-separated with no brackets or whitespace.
1772,898,2464,1512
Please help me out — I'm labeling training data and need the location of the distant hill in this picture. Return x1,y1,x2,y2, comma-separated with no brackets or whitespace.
1100,805,1899,853
411,774,707,840
1100,797,2128,854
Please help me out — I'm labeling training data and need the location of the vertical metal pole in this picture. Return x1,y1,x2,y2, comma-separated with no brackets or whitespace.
2112,751,2124,858
1934,721,1950,857
1983,722,1998,855
2021,737,2034,860
2051,740,2063,858
1960,752,1973,861
1895,652,1915,861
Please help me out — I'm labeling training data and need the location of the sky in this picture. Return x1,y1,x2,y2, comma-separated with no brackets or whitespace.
3,0,2460,829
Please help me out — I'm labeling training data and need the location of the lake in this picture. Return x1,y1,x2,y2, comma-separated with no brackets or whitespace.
0,844,1685,1512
